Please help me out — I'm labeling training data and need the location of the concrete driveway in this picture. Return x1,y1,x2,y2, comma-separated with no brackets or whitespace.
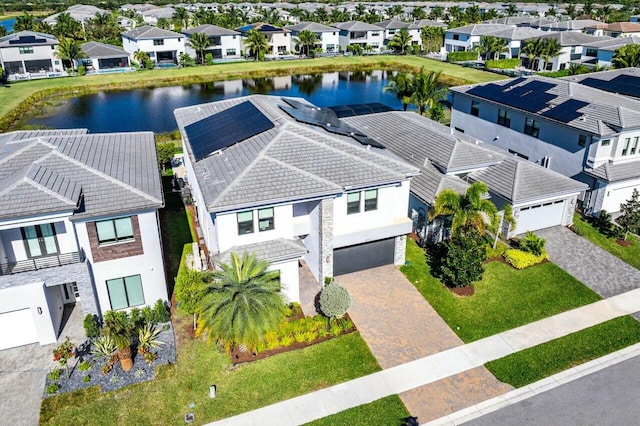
0,304,84,425
337,266,512,423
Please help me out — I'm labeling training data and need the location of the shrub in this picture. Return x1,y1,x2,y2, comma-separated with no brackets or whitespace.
175,268,207,316
205,53,213,65
129,308,144,329
280,335,294,346
77,65,86,76
78,361,92,372
319,282,352,319
503,248,549,269
304,330,317,343
83,375,91,383
83,314,100,339
431,226,487,288
91,335,117,361
330,323,342,336
294,330,306,343
485,58,519,69
153,299,171,323
447,51,478,62
141,306,154,325
45,384,59,395
134,369,146,378
519,231,546,256
47,368,62,381
143,58,154,69
137,323,165,353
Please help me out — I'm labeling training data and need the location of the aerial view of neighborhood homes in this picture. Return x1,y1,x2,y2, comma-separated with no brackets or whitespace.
1,0,640,425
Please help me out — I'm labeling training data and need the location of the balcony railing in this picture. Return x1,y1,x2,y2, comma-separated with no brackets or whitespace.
0,251,85,275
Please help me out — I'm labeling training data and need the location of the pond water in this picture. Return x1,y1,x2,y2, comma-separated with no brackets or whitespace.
27,70,408,133
0,17,16,32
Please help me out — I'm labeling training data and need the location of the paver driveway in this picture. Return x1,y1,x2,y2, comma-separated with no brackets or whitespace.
0,304,84,425
337,266,512,423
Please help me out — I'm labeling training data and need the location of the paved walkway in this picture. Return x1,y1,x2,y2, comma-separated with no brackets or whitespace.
208,288,640,426
298,261,321,317
537,227,640,298
0,303,85,426
338,266,511,421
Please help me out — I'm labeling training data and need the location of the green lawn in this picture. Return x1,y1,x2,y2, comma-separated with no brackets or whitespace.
486,316,640,387
0,56,504,131
306,395,410,426
401,239,601,342
41,332,385,425
572,213,640,269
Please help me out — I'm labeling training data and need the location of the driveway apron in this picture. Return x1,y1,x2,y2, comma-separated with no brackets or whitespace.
337,266,512,422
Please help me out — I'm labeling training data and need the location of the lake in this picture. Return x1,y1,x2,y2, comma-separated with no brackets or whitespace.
27,70,406,133
0,17,15,32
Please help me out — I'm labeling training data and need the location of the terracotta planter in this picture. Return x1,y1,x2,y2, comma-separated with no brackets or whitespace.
119,346,134,372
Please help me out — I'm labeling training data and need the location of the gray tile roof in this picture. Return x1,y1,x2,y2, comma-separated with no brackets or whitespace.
452,75,640,136
581,35,640,52
332,21,383,32
483,16,536,26
342,111,504,173
409,162,470,205
411,19,447,29
491,26,547,41
0,132,163,221
81,41,128,58
215,238,307,264
0,129,87,145
585,160,640,182
375,19,409,30
469,157,588,204
174,96,418,213
285,22,337,32
0,31,58,48
535,31,610,46
535,19,602,31
446,23,511,36
122,25,183,40
182,24,240,37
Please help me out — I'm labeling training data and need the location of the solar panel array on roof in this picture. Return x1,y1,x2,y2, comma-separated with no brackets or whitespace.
185,101,274,161
579,75,640,99
10,36,47,44
328,103,394,118
467,80,557,113
542,99,590,123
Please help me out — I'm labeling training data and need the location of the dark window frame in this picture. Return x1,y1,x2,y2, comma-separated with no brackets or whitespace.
258,207,275,232
95,217,134,245
578,134,588,147
153,39,164,46
106,274,145,310
497,109,511,127
21,224,60,259
364,189,378,212
347,191,361,215
524,117,540,138
237,210,254,235
470,100,480,117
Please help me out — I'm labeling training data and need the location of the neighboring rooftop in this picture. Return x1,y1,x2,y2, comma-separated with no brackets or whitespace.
81,41,128,58
535,31,610,46
121,25,183,40
236,22,290,34
585,160,640,182
446,23,511,36
0,31,58,48
182,24,240,37
374,19,410,30
216,238,307,264
562,68,640,99
582,34,640,52
285,22,338,32
411,19,447,29
332,21,384,32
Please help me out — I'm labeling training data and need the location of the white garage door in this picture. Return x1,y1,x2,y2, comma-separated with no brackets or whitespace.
514,200,565,235
0,309,39,350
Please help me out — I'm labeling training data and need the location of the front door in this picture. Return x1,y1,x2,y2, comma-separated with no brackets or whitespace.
22,224,59,258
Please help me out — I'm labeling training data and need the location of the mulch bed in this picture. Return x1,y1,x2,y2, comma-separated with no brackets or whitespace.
616,238,632,247
448,285,475,297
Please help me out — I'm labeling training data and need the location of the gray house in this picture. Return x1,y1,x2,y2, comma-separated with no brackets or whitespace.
79,41,131,73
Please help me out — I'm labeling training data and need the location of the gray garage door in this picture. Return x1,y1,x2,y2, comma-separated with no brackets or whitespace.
334,238,395,275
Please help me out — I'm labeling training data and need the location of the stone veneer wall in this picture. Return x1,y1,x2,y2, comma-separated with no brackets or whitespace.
319,198,333,284
86,215,143,263
394,235,406,266
563,195,578,226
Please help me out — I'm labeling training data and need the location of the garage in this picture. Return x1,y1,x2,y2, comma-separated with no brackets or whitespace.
514,200,566,235
334,238,395,275
0,309,39,351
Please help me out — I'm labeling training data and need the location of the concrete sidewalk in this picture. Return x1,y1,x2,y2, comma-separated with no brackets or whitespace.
207,288,640,426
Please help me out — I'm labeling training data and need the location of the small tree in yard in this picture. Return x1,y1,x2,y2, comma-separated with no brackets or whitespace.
618,189,640,240
52,337,75,379
156,143,176,173
176,269,209,330
434,225,486,288
519,231,546,256
319,279,352,321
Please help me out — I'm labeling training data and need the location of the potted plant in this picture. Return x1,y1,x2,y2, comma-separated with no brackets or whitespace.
103,311,134,372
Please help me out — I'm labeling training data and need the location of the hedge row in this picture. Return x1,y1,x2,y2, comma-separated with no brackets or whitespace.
485,58,520,69
447,51,478,62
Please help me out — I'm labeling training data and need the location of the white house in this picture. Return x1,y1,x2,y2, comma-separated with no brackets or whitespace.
174,95,418,306
374,19,417,47
585,21,640,38
333,21,385,53
578,35,640,68
0,31,64,80
285,22,340,54
531,19,601,32
237,22,292,56
121,25,185,64
182,24,242,59
444,23,511,53
0,129,167,351
450,73,640,214
78,41,131,73
522,32,610,72
43,4,107,26
140,7,176,26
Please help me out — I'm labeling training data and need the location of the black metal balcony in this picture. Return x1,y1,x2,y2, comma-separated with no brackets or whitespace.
0,251,85,275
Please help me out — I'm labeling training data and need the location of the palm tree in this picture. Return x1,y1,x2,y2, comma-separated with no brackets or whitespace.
412,6,427,20
521,38,544,70
383,71,412,110
407,68,447,116
294,29,318,57
244,29,269,60
506,3,518,16
156,17,171,30
613,44,640,68
55,38,86,71
54,12,83,40
14,12,35,31
188,32,212,65
173,7,190,29
314,8,329,23
541,38,562,71
354,4,368,21
389,27,412,54
429,181,499,235
465,5,482,23
134,49,150,68
421,27,444,53
387,5,404,19
197,252,286,352
430,6,444,21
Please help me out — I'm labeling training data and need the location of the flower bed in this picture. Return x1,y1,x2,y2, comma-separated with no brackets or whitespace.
502,248,549,269
43,322,176,397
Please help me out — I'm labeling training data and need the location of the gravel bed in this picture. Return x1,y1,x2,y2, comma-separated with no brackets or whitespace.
43,322,176,397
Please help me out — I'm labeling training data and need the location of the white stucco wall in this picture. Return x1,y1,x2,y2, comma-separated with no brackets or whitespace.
269,259,299,303
600,178,640,212
216,204,294,252
0,215,78,263
122,36,185,62
185,34,241,59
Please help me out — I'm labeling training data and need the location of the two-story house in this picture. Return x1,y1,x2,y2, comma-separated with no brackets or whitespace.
174,95,418,304
450,74,640,214
121,25,185,65
584,22,640,38
183,24,242,60
0,31,64,80
0,129,168,350
579,35,640,68
333,21,385,53
444,24,511,53
563,67,640,100
285,22,340,54
522,32,610,71
237,22,292,56
374,19,417,48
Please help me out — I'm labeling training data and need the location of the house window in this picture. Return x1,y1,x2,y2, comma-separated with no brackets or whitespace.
226,49,236,55
470,100,480,116
578,134,588,147
96,217,134,244
347,192,361,215
497,109,511,127
19,46,34,54
524,117,540,138
22,224,58,258
631,137,638,155
153,39,164,46
258,208,275,232
586,48,597,57
453,34,460,40
622,138,630,155
601,139,611,146
371,32,380,37
508,149,529,160
107,275,145,310
233,35,236,39
237,211,254,234
364,189,378,212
